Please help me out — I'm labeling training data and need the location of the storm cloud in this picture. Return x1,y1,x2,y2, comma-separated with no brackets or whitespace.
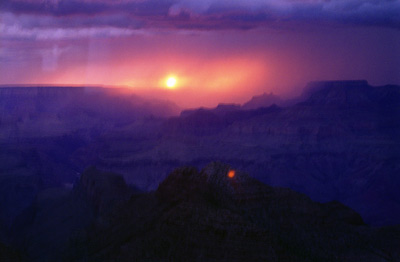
0,0,399,36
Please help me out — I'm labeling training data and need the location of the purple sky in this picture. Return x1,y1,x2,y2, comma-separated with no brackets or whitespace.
1,0,399,107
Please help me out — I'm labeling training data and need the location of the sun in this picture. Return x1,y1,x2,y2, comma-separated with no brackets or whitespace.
165,76,177,89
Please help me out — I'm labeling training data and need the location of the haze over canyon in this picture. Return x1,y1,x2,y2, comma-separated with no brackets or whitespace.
1,0,399,260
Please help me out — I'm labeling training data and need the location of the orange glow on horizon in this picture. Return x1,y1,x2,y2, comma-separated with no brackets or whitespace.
228,170,235,178
36,52,269,108
114,56,267,92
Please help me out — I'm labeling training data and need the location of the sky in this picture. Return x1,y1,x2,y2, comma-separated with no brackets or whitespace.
1,0,399,108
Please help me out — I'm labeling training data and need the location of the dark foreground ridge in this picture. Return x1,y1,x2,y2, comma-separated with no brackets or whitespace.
11,162,400,261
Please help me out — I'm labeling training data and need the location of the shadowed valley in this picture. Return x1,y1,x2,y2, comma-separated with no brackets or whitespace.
0,81,399,260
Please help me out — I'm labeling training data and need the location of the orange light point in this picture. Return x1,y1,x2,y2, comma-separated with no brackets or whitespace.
228,170,235,178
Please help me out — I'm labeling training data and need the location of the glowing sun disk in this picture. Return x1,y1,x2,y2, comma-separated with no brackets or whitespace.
166,76,177,89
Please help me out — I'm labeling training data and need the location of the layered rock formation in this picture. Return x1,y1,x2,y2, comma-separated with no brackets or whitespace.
2,81,400,250
0,86,179,241
124,80,400,226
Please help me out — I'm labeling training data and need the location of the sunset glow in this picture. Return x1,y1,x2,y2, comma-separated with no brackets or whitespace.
0,0,399,109
1,0,400,260
166,76,177,89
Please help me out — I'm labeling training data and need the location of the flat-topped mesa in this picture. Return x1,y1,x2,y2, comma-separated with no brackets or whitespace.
302,80,377,107
307,80,369,89
0,86,85,99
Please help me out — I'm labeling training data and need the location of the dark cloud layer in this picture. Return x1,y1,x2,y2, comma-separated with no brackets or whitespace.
1,0,172,16
1,0,399,34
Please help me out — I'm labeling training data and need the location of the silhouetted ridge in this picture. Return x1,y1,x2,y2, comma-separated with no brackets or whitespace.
164,104,282,136
242,92,282,109
307,80,369,89
214,103,241,113
10,163,400,261
0,86,85,98
157,162,365,226
164,109,227,135
157,162,265,207
302,80,376,106
180,103,241,118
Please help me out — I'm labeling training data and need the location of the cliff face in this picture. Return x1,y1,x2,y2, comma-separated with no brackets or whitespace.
77,166,134,216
